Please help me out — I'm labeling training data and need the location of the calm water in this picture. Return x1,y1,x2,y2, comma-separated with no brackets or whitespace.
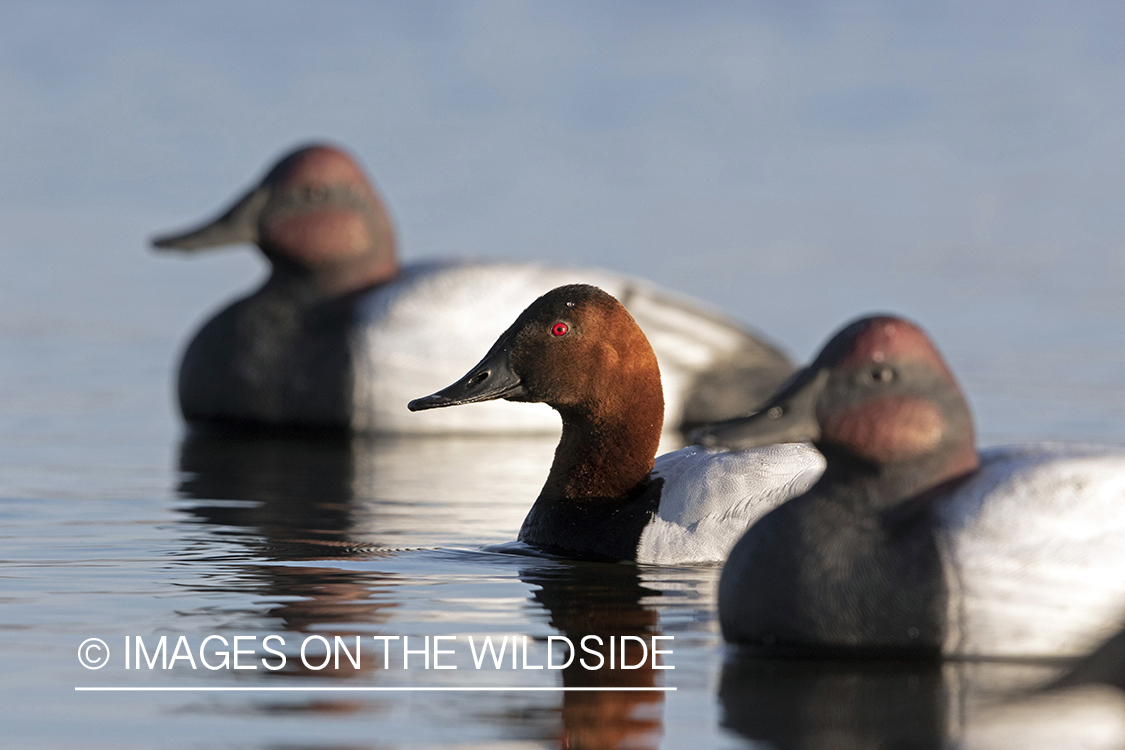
2,254,1125,749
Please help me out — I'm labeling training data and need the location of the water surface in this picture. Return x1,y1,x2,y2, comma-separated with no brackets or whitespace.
2,263,1124,749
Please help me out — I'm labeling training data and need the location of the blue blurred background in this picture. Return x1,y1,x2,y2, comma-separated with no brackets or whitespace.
2,1,1123,459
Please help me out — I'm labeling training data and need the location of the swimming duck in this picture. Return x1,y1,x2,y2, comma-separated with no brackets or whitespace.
408,284,824,563
153,144,793,435
697,315,1125,658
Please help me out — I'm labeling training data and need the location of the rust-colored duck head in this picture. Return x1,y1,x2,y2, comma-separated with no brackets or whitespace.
153,144,397,295
410,284,664,501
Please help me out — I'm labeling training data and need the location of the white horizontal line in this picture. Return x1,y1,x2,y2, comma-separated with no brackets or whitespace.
75,686,675,692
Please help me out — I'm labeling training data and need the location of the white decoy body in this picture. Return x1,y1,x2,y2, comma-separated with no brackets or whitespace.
933,444,1125,658
636,443,825,565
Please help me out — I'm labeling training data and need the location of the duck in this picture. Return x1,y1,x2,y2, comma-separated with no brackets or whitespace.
407,284,825,564
694,315,1125,658
153,144,794,436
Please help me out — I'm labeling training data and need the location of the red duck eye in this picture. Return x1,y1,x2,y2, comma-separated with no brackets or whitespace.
551,322,569,337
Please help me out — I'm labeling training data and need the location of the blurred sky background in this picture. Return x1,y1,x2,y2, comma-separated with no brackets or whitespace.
1,1,1124,447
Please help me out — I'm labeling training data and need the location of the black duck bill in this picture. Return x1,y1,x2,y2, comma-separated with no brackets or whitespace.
693,366,828,449
407,333,529,411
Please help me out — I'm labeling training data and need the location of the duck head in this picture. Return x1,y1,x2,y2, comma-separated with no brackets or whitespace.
696,315,979,484
409,284,663,424
153,144,397,295
410,284,664,499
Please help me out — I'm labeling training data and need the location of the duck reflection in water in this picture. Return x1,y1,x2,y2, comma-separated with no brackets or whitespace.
176,430,404,690
173,429,675,746
963,628,1125,750
720,656,948,750
176,429,555,550
173,430,553,672
177,428,359,547
517,559,669,750
720,647,1125,750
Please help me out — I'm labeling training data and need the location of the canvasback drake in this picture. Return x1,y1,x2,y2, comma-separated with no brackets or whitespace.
697,315,1125,658
153,144,793,435
407,284,825,564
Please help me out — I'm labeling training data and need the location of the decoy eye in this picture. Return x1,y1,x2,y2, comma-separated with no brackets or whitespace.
551,322,569,337
870,366,895,384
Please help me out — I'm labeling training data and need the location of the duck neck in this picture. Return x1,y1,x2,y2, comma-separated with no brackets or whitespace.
318,252,399,295
263,251,398,298
540,378,664,503
820,440,980,513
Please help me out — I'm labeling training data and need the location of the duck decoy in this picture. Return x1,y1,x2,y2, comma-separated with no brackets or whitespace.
696,315,1125,658
154,144,793,436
